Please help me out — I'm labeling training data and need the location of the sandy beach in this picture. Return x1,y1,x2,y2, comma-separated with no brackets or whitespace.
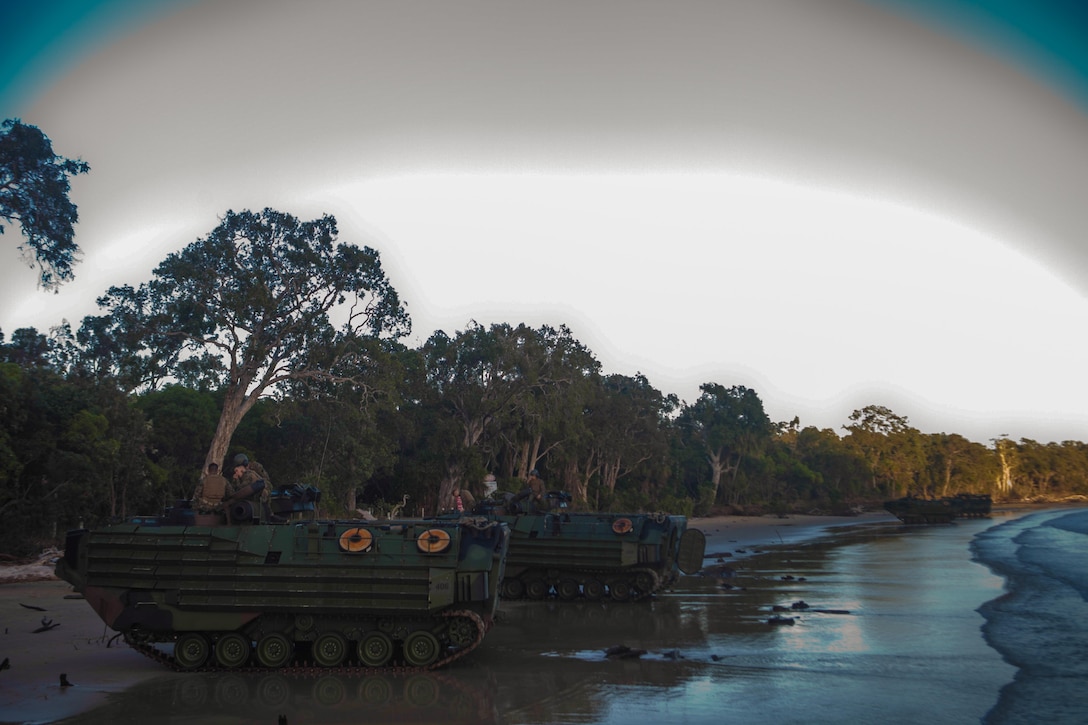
692,509,898,562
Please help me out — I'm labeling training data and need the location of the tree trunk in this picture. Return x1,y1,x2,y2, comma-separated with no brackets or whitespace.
601,455,621,495
204,384,259,470
562,460,587,505
528,434,543,474
438,464,462,514
706,448,726,503
515,440,530,479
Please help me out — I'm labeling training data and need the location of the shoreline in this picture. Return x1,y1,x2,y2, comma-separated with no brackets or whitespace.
0,506,1042,724
689,502,1056,572
690,509,899,569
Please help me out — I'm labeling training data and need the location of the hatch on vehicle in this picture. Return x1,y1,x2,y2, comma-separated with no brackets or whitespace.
677,528,706,575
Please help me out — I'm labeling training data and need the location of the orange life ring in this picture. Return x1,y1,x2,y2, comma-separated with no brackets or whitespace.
417,528,452,553
339,527,373,553
612,517,633,535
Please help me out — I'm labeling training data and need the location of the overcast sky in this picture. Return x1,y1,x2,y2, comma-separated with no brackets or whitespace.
3,0,1088,444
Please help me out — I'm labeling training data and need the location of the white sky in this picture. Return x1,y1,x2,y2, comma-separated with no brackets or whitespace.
3,0,1088,443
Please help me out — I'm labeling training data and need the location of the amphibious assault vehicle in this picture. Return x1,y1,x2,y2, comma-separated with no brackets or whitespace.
883,493,992,524
55,485,510,672
467,492,706,602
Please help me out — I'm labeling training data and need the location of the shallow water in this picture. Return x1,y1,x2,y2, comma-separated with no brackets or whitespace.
40,515,1028,725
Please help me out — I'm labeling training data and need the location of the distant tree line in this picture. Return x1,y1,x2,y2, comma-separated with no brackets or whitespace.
4,309,1088,556
2,121,1086,556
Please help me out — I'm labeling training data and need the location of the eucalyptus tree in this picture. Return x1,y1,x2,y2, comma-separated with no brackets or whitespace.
420,321,598,508
500,324,600,482
1010,439,1088,499
269,338,418,513
791,425,869,503
575,373,675,509
990,435,1017,497
0,327,52,367
1046,441,1088,496
843,405,923,497
80,208,409,469
0,119,90,289
923,432,984,497
674,383,774,507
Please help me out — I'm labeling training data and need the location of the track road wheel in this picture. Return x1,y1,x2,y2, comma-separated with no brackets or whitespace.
256,632,293,668
215,632,251,668
635,570,659,595
403,631,441,667
526,579,549,599
557,579,580,600
584,579,605,600
174,633,210,670
312,632,347,667
610,581,632,602
357,632,394,667
501,578,525,599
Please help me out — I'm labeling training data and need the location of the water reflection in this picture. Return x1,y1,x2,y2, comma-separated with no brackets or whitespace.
55,670,497,725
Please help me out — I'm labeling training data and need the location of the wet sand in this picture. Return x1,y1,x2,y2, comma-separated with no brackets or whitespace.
1,509,1017,724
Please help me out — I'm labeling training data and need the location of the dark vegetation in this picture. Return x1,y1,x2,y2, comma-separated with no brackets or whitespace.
0,118,89,289
2,120,1086,557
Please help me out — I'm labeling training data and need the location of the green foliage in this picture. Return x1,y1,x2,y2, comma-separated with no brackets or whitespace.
80,208,410,470
0,119,90,289
416,321,603,511
0,360,155,555
7,319,1088,554
655,493,695,517
843,405,919,496
136,386,221,499
674,383,774,506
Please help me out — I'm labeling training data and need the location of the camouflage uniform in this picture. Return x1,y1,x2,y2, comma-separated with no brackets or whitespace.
193,468,233,513
525,471,549,513
232,458,271,503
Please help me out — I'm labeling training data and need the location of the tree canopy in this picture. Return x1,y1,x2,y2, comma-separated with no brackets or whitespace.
0,119,90,289
675,383,774,506
81,208,409,467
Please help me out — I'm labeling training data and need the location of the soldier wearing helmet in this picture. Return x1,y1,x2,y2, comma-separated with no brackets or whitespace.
230,453,272,504
526,469,548,512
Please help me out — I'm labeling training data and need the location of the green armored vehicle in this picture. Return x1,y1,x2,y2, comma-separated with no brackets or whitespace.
947,493,993,518
55,485,510,672
470,492,705,602
884,493,992,524
883,496,957,524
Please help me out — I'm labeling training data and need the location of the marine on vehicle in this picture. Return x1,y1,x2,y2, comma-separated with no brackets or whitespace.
55,483,510,672
465,490,706,602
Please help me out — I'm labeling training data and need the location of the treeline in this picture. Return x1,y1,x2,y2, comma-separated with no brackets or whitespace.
2,195,1086,556
3,322,1088,556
